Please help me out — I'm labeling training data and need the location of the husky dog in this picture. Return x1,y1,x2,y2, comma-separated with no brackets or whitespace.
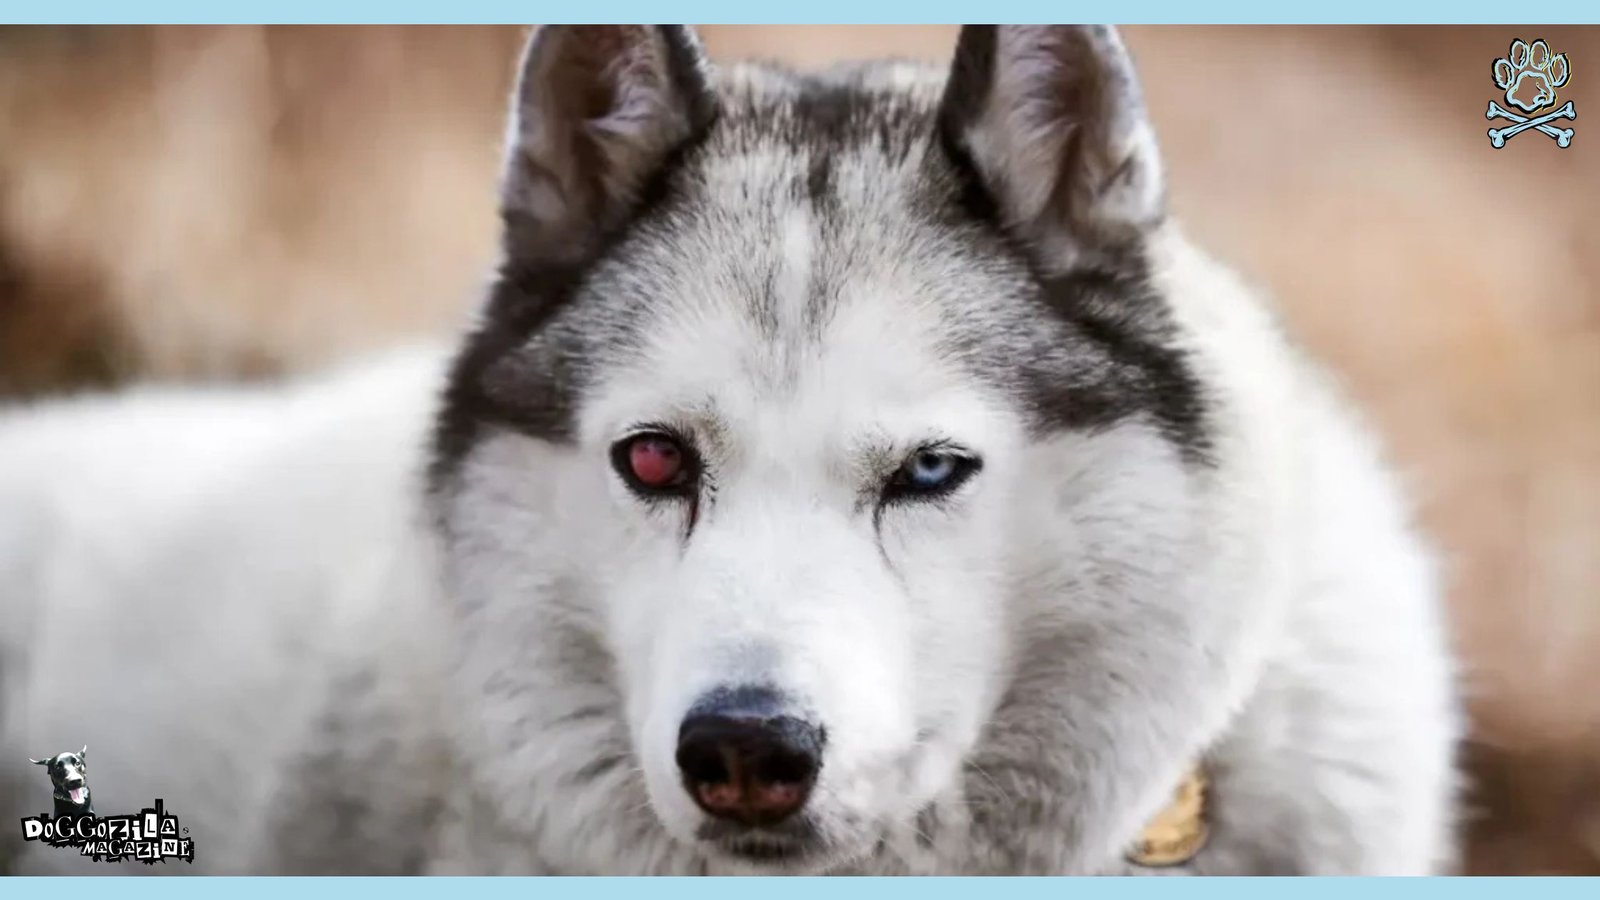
0,25,1459,875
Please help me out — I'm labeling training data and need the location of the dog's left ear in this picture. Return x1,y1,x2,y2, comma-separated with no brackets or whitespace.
939,25,1165,271
79,745,87,762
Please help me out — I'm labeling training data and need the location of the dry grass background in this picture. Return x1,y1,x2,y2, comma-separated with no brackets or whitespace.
0,24,1596,874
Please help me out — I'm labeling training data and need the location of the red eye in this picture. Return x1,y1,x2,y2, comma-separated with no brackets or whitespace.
624,434,687,490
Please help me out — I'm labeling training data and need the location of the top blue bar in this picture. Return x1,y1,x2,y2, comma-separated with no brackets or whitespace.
5,3,1600,25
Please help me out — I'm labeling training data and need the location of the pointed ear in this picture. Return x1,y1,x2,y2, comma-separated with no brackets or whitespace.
80,746,87,761
500,24,716,266
939,25,1165,270
31,757,49,766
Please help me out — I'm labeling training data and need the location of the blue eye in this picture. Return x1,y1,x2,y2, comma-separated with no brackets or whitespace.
908,452,958,487
886,447,980,500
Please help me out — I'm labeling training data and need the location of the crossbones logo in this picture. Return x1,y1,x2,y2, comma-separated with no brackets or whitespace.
1488,39,1575,148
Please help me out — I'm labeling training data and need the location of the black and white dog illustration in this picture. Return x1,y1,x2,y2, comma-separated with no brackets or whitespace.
30,747,93,817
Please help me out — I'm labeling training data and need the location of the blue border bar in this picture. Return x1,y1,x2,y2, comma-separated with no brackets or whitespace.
5,877,1600,893
4,5,1600,24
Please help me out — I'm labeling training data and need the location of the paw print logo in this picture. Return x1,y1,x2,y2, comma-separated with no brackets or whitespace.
1494,39,1569,112
1486,39,1576,149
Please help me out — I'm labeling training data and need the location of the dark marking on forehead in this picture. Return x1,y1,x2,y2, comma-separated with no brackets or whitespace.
804,154,833,207
430,56,1212,501
432,66,925,498
721,66,933,163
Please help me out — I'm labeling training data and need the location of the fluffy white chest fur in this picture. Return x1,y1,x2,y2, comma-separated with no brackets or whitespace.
0,25,1459,876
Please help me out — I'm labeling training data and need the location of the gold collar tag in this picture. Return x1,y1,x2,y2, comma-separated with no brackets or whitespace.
1125,765,1211,868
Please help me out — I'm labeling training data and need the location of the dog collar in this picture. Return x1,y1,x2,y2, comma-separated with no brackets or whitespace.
1125,765,1211,868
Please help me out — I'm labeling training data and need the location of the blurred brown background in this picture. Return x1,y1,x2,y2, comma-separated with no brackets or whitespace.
0,25,1596,874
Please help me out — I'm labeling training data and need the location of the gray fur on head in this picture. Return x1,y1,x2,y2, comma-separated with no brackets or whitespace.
1,25,1458,878
418,23,1457,877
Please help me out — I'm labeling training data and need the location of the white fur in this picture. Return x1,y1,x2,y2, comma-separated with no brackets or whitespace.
0,223,1458,874
0,45,1458,877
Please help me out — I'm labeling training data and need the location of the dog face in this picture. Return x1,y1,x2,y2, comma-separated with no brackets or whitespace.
432,26,1229,873
32,746,90,806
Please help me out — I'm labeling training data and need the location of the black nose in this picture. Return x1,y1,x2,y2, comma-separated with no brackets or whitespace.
675,686,824,826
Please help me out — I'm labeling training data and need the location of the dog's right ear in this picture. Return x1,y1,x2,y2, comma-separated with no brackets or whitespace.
30,757,49,766
500,25,716,267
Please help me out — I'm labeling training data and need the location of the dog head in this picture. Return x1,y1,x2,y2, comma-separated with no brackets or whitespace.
31,746,90,807
431,25,1247,873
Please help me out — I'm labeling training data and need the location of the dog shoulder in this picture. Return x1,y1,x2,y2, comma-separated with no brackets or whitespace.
1149,228,1460,873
